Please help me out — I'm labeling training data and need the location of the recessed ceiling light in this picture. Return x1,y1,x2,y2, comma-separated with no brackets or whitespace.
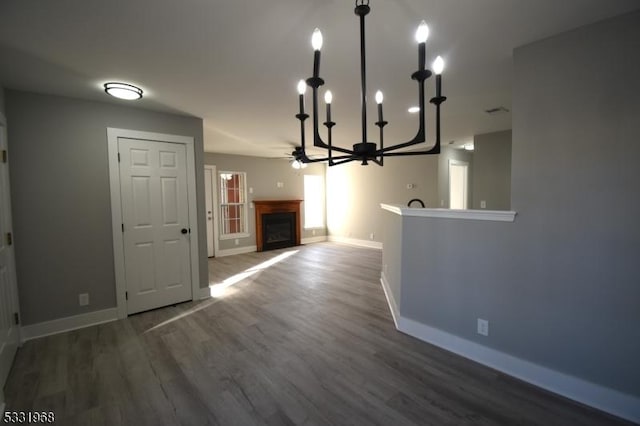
407,106,420,113
104,82,143,100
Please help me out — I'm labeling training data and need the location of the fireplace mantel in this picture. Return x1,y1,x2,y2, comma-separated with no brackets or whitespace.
254,200,302,251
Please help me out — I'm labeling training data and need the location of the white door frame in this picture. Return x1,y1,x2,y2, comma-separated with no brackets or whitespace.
107,128,200,319
204,165,219,257
0,112,22,396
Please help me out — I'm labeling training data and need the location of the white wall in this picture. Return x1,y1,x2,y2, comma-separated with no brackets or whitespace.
326,155,439,243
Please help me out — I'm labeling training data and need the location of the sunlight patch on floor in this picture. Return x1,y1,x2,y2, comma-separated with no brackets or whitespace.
209,249,299,298
144,249,299,333
144,298,220,333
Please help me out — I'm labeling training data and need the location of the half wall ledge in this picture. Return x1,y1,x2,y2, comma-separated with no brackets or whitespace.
380,203,517,222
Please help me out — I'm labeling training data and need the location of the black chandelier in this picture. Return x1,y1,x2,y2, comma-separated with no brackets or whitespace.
295,0,446,166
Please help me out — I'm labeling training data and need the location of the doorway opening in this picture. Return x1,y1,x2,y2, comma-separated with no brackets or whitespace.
449,160,469,209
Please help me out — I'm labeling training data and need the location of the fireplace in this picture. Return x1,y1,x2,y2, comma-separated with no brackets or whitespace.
262,212,296,251
254,200,302,252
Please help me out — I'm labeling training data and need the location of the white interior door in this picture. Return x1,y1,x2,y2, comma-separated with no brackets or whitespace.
0,119,20,388
119,138,192,314
204,166,215,257
449,160,469,209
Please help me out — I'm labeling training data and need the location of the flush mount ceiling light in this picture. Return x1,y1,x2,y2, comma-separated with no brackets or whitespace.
294,0,447,166
104,82,143,100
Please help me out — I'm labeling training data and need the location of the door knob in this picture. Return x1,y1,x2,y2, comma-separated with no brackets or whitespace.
181,228,188,234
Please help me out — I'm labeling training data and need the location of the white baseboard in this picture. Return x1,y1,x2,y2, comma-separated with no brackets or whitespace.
328,236,382,250
379,273,399,328
216,245,257,257
381,277,640,423
200,287,211,300
21,308,119,342
301,236,328,244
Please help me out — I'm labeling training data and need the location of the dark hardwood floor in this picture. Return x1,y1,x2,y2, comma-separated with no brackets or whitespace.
4,243,631,425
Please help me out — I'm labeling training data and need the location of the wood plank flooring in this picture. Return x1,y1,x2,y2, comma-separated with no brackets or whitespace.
4,242,631,425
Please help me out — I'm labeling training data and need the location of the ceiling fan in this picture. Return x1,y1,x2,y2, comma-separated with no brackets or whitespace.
277,146,323,169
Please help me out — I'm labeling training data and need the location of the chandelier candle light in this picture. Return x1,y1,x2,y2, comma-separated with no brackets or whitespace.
294,0,446,166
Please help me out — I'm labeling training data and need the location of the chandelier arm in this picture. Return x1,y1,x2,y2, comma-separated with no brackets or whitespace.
311,85,322,147
325,121,333,165
379,125,383,165
313,138,353,155
431,95,446,151
328,156,358,166
301,154,352,163
296,113,309,153
310,85,354,155
375,120,387,165
378,146,440,157
313,136,354,155
358,5,368,147
377,79,430,154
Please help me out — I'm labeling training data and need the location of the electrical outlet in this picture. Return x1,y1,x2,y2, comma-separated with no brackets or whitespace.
369,233,375,240
312,230,316,236
79,293,89,306
477,318,489,336
276,182,284,188
440,199,444,207
249,187,253,194
250,202,254,209
480,200,486,209
234,239,239,245
406,183,414,189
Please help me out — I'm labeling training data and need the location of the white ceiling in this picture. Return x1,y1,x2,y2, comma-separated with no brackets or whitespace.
1,0,638,157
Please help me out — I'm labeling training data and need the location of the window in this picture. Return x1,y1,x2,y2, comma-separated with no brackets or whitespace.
304,174,324,229
219,171,249,238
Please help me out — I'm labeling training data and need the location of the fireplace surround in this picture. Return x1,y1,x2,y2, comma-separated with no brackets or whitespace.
254,200,302,251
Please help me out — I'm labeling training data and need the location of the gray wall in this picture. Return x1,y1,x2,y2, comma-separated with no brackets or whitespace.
326,155,439,243
472,130,511,210
396,11,640,398
381,211,403,307
437,146,474,208
204,152,327,251
7,90,207,325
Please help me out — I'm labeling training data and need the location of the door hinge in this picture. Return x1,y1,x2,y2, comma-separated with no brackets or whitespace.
188,228,191,234
117,152,121,162
125,291,128,300
1,150,7,163
122,223,124,232
14,312,19,325
6,232,12,246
